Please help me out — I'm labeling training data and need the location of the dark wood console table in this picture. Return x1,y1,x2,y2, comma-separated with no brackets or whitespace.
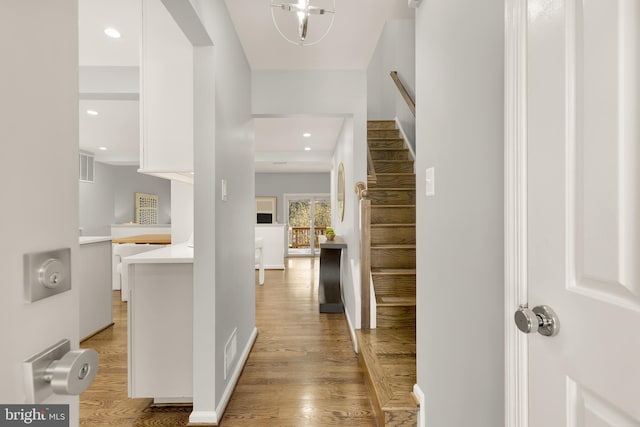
318,236,347,313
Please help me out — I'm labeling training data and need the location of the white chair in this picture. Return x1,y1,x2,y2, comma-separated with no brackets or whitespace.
255,238,264,285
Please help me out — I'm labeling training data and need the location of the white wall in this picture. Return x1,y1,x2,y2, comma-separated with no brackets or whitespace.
170,180,193,244
414,1,504,426
367,19,415,120
140,0,193,174
79,163,172,235
367,19,415,150
0,1,80,424
331,118,360,330
187,0,255,422
253,70,367,339
255,172,330,223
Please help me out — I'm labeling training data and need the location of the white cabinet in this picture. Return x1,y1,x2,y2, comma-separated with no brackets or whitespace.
125,244,193,403
78,237,113,340
139,0,193,177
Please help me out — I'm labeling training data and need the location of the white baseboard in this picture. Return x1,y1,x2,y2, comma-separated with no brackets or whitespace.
154,397,192,404
215,327,258,418
413,383,426,427
188,327,258,425
188,411,217,425
344,306,358,353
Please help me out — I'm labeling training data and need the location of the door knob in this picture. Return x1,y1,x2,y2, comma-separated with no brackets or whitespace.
514,305,559,337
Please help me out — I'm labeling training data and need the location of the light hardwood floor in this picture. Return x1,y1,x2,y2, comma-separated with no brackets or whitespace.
81,257,375,426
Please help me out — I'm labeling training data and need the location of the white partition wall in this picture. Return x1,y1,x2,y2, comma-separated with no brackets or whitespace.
255,225,285,269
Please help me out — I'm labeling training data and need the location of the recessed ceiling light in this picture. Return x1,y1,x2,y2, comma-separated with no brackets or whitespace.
304,147,311,151
86,110,99,116
303,133,311,138
104,27,121,38
98,147,108,151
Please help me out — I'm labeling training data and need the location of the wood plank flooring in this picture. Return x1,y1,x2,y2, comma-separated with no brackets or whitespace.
80,257,375,426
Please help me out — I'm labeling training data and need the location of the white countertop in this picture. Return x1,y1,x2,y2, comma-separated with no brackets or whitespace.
255,223,284,227
111,223,171,228
79,236,112,245
122,243,193,264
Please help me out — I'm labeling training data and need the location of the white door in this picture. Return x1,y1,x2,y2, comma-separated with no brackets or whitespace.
0,1,82,425
526,0,640,425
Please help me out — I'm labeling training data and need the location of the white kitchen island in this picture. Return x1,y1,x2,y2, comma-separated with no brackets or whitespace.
123,243,193,403
79,236,113,341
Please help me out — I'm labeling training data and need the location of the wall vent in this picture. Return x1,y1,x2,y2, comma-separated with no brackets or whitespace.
79,151,95,183
224,328,238,380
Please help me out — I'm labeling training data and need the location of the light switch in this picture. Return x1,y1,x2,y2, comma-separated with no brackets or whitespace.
425,167,435,196
221,179,228,201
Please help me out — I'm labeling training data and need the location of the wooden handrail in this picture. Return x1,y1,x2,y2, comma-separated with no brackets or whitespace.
390,71,416,116
355,181,371,329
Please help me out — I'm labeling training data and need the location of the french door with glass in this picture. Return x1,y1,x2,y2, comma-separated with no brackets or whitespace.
285,194,331,256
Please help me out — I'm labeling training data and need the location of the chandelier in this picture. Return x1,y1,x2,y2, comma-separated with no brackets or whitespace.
270,0,336,46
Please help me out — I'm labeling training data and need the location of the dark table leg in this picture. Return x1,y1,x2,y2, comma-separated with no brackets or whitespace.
318,247,344,313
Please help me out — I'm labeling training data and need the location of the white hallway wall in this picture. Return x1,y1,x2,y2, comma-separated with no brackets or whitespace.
188,0,255,421
415,1,505,426
252,70,367,337
367,19,415,151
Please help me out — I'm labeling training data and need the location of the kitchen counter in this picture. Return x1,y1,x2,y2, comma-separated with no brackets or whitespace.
124,243,194,403
79,236,112,245
112,234,172,245
122,242,193,264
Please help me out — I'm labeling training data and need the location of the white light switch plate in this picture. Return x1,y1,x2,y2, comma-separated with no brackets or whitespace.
425,167,435,196
221,179,227,201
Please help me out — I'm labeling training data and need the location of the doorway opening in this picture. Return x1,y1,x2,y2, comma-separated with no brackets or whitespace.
285,193,331,256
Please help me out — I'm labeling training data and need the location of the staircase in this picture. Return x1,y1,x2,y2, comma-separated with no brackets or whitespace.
357,120,418,426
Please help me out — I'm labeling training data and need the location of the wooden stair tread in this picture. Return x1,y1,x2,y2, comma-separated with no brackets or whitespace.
356,329,417,417
372,268,416,275
375,173,415,176
372,204,416,208
376,296,416,306
368,187,416,191
371,224,416,228
371,244,416,249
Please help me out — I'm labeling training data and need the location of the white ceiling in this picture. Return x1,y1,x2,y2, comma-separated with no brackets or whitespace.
254,116,345,173
78,0,413,170
224,0,414,70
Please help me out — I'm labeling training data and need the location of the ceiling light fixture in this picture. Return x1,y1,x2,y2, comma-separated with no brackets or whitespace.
304,147,311,151
104,27,121,39
86,110,99,116
98,147,108,151
303,132,311,138
271,0,335,46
